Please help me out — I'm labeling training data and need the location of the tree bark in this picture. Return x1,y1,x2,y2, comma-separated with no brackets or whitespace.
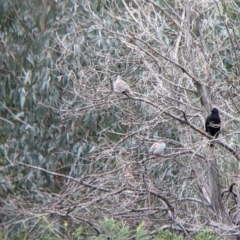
208,150,232,225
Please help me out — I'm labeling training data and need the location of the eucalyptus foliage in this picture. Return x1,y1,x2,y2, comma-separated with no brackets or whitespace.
1,0,240,239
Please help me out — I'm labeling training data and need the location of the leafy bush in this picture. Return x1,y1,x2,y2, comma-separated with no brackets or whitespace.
157,230,185,240
195,230,219,240
90,218,130,240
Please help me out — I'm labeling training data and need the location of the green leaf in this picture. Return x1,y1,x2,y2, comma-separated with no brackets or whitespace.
19,88,26,109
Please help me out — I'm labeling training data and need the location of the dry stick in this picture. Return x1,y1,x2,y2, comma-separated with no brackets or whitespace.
149,190,174,213
75,216,101,235
216,0,240,75
127,33,199,84
16,162,129,206
180,110,240,159
17,161,111,192
0,116,15,126
121,92,239,160
16,161,128,234
0,102,26,125
145,0,185,32
130,96,240,161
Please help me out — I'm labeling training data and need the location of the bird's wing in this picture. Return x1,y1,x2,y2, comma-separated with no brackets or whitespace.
154,143,166,155
114,79,135,97
149,143,156,153
118,80,131,92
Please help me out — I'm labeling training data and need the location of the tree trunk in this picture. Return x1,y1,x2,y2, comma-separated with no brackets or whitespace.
235,162,240,225
208,151,232,225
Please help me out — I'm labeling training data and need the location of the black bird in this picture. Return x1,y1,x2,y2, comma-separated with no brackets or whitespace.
205,108,221,147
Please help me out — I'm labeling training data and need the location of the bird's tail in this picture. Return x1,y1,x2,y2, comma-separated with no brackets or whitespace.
123,91,135,98
109,79,114,91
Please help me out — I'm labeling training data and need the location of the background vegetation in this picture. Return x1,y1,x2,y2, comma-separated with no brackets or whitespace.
1,0,240,239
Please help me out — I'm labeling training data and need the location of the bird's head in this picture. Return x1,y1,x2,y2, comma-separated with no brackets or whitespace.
211,108,219,115
110,75,118,91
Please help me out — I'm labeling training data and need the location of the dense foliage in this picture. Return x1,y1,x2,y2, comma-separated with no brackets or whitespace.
1,0,240,239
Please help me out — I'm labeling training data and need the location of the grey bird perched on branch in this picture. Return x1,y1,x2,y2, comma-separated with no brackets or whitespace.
110,75,135,98
149,141,166,158
205,108,221,147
